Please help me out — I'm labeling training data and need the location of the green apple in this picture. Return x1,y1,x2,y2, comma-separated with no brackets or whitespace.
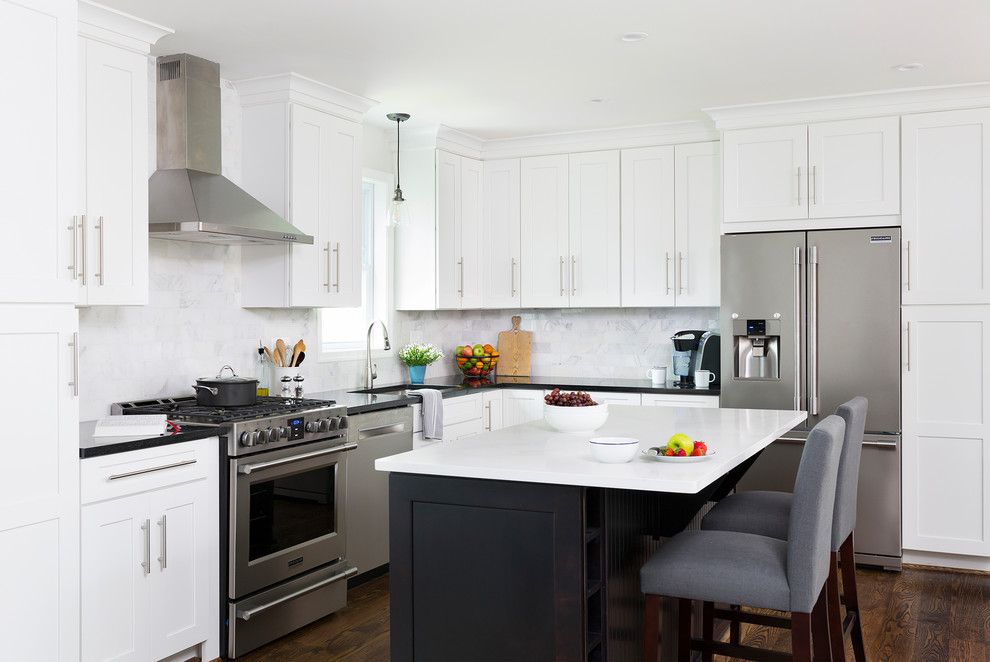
455,345,464,356
667,433,694,456
473,345,485,357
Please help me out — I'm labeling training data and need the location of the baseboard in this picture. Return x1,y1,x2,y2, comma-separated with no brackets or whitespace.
902,549,990,573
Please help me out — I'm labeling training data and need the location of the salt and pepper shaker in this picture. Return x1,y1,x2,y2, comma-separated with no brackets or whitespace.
293,375,304,398
280,376,293,398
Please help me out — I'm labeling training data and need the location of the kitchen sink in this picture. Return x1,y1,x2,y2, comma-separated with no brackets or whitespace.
349,384,462,395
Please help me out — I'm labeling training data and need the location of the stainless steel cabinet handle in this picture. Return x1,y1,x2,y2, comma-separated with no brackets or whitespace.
141,519,151,575
665,252,671,295
809,245,819,416
323,243,332,291
68,216,79,280
80,214,88,286
678,251,685,295
793,247,802,410
863,439,898,449
485,401,492,431
458,258,464,296
510,258,516,297
571,256,576,296
109,459,196,481
237,442,357,475
95,216,105,286
905,240,911,292
158,515,167,570
333,242,341,292
796,167,802,206
68,331,79,397
559,256,565,296
236,565,358,621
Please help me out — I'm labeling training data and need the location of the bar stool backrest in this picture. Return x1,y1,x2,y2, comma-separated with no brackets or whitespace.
832,396,868,549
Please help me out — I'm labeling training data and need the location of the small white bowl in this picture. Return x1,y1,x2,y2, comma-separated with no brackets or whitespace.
589,437,639,463
543,403,609,433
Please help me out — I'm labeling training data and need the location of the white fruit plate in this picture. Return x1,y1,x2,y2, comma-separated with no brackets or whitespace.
642,448,716,463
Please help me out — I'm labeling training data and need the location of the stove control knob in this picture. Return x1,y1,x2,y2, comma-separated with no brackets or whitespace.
317,418,330,432
278,426,289,439
257,429,270,445
239,431,254,447
328,417,339,431
268,427,281,443
338,416,349,429
305,421,319,433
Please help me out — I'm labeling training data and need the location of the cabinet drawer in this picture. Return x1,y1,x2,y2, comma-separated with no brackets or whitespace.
443,418,485,442
81,438,215,505
641,394,719,408
443,393,483,425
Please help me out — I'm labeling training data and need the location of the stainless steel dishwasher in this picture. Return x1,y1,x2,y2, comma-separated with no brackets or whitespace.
345,406,414,583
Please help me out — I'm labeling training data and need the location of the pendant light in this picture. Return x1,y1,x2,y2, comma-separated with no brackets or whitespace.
387,112,410,228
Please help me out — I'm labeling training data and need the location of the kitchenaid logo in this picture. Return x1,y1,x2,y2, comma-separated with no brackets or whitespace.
288,556,304,568
869,235,893,244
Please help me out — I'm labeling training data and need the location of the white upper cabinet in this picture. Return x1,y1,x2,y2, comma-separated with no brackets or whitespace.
901,108,990,305
722,117,899,226
1,0,77,303
237,76,371,308
482,159,521,308
520,154,570,307
568,151,621,307
76,5,168,306
437,152,484,309
519,151,621,308
620,142,720,307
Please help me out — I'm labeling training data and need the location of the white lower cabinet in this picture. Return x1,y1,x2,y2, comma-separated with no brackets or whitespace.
641,393,719,408
502,389,546,427
902,305,990,557
81,438,218,662
442,392,485,441
587,391,641,406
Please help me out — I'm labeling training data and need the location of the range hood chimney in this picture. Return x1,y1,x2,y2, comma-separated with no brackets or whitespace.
149,54,313,245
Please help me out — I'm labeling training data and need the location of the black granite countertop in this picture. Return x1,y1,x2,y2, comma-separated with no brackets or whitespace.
79,420,223,459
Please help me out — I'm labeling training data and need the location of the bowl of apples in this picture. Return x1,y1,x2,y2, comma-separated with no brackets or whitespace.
455,343,499,377
543,389,609,432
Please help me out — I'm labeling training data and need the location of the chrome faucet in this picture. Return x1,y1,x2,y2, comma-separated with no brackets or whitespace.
366,320,392,389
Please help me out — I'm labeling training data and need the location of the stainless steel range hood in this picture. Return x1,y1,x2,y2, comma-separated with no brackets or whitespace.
149,54,313,245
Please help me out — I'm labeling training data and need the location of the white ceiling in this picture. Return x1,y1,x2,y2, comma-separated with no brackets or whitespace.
99,0,990,140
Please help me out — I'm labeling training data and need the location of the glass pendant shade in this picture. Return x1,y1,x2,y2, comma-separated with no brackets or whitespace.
388,189,407,228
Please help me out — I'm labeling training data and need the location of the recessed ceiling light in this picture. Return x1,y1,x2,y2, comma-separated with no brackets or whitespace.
619,32,648,42
588,98,608,104
895,63,924,71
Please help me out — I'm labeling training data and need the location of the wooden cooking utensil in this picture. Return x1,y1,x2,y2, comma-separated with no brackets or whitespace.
295,351,305,367
275,339,286,367
263,345,276,365
291,339,306,367
497,315,533,376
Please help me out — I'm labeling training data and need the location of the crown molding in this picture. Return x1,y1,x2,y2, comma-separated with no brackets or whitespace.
78,0,173,54
705,82,990,130
234,73,378,123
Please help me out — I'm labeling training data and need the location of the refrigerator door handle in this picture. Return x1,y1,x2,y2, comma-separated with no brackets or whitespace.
808,245,819,416
793,246,803,411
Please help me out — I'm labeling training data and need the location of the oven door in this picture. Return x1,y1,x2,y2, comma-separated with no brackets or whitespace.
230,437,355,598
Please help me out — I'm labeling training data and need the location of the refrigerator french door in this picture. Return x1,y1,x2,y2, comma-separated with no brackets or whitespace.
720,228,902,569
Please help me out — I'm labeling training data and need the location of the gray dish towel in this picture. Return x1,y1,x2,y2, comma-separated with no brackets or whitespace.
418,389,444,440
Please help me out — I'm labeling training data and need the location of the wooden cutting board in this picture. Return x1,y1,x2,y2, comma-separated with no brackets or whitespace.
497,316,532,376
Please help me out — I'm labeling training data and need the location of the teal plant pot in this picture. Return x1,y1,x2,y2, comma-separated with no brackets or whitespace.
408,365,427,384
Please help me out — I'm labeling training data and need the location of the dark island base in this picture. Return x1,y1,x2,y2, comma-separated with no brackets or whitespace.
387,458,758,661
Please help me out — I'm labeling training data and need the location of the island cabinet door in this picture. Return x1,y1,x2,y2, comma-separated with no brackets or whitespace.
388,474,585,662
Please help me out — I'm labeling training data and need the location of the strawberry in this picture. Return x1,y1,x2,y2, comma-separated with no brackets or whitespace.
674,448,687,457
690,448,704,456
694,441,708,456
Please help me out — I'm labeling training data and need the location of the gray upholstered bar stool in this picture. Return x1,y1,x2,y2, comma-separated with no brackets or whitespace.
700,396,868,662
640,415,846,662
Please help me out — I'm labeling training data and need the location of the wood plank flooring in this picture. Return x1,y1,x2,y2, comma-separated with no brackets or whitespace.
237,565,990,661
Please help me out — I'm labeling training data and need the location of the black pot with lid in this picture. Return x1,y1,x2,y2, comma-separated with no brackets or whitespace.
192,365,259,407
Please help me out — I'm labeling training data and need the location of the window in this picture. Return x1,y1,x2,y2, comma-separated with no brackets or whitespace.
319,169,392,355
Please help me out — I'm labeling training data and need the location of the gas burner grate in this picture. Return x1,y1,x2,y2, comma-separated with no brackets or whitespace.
116,395,337,424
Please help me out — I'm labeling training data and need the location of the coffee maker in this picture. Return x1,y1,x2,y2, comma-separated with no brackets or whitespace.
671,330,704,387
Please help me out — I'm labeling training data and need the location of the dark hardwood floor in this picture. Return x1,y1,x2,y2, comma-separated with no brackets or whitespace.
237,565,990,662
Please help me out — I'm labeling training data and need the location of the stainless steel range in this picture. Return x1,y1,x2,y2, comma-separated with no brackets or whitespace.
113,396,356,658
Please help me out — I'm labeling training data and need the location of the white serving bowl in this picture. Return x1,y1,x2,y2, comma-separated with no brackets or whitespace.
589,437,639,463
543,403,609,433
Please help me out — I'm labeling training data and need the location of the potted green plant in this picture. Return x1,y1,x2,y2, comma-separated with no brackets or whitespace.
398,343,444,384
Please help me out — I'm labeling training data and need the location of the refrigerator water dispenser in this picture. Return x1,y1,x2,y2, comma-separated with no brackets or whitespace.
732,318,780,380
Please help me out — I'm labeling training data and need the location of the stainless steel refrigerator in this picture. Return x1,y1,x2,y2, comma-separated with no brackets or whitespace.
720,228,902,570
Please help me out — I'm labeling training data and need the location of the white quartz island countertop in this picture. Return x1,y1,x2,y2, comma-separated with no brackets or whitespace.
376,405,808,493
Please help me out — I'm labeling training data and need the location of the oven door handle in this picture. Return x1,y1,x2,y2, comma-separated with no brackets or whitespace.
237,441,357,475
235,564,358,621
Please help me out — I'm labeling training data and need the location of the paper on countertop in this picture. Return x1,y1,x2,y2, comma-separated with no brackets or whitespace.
93,414,168,437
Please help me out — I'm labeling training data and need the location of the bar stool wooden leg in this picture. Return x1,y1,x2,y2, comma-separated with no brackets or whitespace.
701,601,714,662
792,610,813,662
812,585,831,662
678,598,692,662
644,593,660,662
839,534,867,662
729,604,741,644
826,551,845,662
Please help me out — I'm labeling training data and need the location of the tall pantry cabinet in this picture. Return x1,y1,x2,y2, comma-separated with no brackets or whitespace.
0,1,79,660
901,108,990,560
